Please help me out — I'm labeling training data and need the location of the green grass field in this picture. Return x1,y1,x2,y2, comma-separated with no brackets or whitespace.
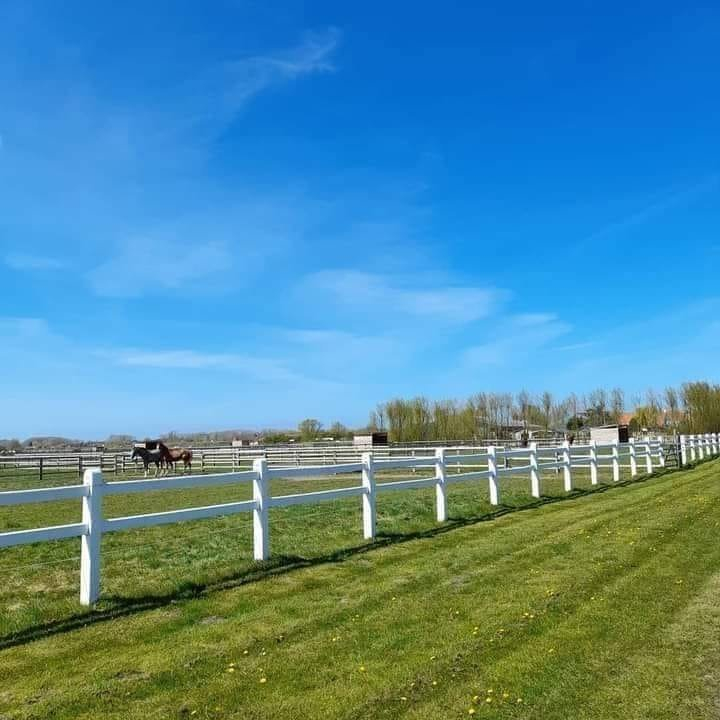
2,458,720,719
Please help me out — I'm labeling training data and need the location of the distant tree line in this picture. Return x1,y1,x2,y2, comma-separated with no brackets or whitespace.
364,382,720,443
365,390,622,443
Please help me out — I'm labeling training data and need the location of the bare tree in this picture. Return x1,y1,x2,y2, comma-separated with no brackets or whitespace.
517,390,531,429
611,388,625,423
645,389,661,428
298,419,323,440
541,391,553,432
664,387,680,430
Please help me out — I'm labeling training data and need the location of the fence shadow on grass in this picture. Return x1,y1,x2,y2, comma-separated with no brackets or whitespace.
0,465,682,651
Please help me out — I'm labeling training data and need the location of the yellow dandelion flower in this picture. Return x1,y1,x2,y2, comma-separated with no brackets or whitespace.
473,695,480,702
485,697,493,704
226,668,235,673
259,677,267,684
400,696,408,701
359,666,366,672
243,650,249,655
517,698,523,703
502,692,509,699
468,709,476,715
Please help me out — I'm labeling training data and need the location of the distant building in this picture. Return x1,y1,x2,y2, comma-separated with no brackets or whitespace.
590,424,630,445
353,432,389,447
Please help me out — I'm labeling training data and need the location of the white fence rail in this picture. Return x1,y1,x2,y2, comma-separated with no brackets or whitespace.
1,435,715,606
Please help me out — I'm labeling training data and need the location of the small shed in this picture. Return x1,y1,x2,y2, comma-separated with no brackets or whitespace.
589,424,629,445
353,432,389,447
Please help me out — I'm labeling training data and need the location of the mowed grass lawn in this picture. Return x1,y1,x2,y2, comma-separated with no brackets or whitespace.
2,459,720,718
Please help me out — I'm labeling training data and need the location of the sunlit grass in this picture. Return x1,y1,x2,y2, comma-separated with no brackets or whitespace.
2,459,719,719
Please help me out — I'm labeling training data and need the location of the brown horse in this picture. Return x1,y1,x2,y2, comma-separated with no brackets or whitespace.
158,442,193,473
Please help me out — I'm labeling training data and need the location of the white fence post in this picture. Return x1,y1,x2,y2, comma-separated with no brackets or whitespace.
713,433,719,455
562,440,572,492
80,468,104,606
658,441,666,468
698,434,705,460
434,448,448,522
362,452,376,539
680,434,687,465
629,438,637,477
690,434,697,462
252,458,270,561
645,440,653,474
612,440,620,482
487,446,499,506
529,442,540,498
706,433,713,456
589,440,598,486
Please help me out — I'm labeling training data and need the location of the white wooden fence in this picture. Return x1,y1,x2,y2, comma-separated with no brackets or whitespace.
0,438,605,477
2,435,715,606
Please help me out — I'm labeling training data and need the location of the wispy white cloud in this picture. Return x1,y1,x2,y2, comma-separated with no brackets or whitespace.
575,175,719,252
224,29,339,105
98,348,302,384
462,313,571,367
86,189,310,297
88,237,232,297
0,317,51,338
88,235,232,298
305,270,505,325
5,253,65,270
172,28,340,138
554,341,598,352
286,328,395,351
282,327,406,377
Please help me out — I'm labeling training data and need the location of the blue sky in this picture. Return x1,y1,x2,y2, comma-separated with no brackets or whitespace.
2,1,720,438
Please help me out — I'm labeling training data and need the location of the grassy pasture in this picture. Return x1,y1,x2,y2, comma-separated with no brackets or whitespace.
1,459,720,718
